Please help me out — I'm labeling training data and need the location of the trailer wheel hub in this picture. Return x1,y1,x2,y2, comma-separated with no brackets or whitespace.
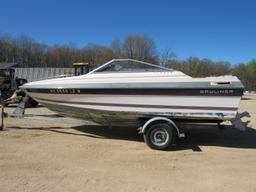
150,128,169,146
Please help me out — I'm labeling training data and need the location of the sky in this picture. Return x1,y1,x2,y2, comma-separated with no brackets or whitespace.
0,0,255,64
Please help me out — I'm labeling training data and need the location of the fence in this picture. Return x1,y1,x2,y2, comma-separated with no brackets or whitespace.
14,68,74,82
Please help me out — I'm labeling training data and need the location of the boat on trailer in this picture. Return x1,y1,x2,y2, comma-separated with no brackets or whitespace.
19,59,244,150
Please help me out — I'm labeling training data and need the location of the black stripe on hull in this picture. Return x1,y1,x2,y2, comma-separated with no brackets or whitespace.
27,88,244,97
34,97,238,111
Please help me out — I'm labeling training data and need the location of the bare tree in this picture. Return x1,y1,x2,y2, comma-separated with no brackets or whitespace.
81,44,114,66
111,38,122,58
122,34,158,63
160,48,176,67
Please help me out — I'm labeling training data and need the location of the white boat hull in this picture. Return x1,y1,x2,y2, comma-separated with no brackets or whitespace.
28,92,242,125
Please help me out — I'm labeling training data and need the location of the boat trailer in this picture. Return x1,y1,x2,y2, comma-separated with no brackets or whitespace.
0,94,251,150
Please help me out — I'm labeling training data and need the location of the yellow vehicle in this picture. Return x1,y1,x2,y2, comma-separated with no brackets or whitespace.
73,62,94,76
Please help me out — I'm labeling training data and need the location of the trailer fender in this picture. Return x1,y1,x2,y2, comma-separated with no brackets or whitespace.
141,117,185,138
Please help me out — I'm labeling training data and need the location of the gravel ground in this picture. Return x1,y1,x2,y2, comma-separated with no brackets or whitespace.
0,95,256,192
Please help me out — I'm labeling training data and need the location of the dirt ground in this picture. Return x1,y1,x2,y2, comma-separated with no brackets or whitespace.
0,95,256,192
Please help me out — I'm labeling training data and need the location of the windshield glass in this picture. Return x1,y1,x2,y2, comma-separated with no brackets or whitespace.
92,59,172,73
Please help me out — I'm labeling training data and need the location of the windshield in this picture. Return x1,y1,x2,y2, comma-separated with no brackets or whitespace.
91,59,172,73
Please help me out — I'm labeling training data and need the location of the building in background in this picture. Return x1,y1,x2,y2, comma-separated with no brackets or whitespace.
14,67,74,82
14,62,93,82
0,62,94,82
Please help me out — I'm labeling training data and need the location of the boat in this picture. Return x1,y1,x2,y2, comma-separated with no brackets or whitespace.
20,59,244,125
20,59,244,149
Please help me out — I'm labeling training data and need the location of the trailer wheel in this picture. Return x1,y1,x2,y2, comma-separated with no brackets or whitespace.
144,123,175,150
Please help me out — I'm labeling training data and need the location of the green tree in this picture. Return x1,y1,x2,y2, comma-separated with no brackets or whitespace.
249,59,256,73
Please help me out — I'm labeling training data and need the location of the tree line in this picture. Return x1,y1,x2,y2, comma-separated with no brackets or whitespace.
0,33,255,91
0,33,158,67
167,58,256,91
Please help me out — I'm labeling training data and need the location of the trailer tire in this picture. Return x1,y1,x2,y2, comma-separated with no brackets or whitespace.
143,123,175,150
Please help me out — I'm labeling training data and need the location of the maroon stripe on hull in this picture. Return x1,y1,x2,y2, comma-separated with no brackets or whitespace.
34,97,238,111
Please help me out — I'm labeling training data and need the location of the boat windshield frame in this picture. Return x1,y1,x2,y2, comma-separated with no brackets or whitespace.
88,59,173,74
